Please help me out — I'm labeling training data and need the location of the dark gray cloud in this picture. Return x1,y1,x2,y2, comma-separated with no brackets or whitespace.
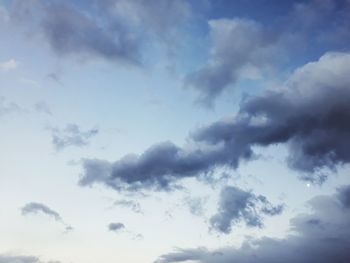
186,0,350,106
79,141,223,191
114,199,143,214
21,202,72,231
80,52,350,191
210,186,283,233
155,184,350,263
10,0,191,65
192,52,350,183
108,222,125,232
51,124,98,150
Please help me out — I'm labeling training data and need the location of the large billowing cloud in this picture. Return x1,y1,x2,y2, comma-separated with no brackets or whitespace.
9,0,191,64
210,186,283,233
186,0,350,106
155,185,350,263
80,51,350,191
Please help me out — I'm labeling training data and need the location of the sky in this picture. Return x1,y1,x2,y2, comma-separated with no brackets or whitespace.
0,0,350,262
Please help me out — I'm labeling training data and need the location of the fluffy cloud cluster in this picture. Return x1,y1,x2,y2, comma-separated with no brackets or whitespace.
51,124,98,150
80,51,350,191
156,184,350,263
186,0,350,106
210,186,283,233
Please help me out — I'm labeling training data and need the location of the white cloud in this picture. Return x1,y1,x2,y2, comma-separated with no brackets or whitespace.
0,59,18,71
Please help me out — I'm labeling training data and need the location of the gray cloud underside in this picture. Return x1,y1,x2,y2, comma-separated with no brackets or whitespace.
186,0,350,106
10,0,191,65
51,124,98,150
80,51,350,191
156,184,350,263
211,186,283,233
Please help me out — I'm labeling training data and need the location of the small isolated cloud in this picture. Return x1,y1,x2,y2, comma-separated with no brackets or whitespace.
210,186,283,233
46,72,63,85
0,97,22,116
22,202,62,221
156,184,350,263
21,202,72,230
184,196,207,216
108,222,125,233
0,59,17,71
50,124,98,150
34,101,52,115
114,199,143,214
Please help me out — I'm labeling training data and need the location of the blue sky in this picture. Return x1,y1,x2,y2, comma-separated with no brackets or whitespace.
1,1,350,262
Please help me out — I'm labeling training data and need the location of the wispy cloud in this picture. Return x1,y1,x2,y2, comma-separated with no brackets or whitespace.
210,186,283,233
21,202,72,231
50,124,98,151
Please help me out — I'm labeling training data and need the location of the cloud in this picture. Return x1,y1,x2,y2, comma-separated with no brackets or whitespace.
210,186,283,233
114,199,143,214
10,0,191,65
51,124,98,150
34,101,52,115
0,97,22,116
0,254,61,263
79,141,220,191
185,0,350,106
185,18,272,106
0,255,40,263
155,184,350,263
80,51,350,191
108,222,125,232
0,59,17,71
184,196,206,216
192,51,350,183
336,184,350,209
22,202,62,221
21,202,72,231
